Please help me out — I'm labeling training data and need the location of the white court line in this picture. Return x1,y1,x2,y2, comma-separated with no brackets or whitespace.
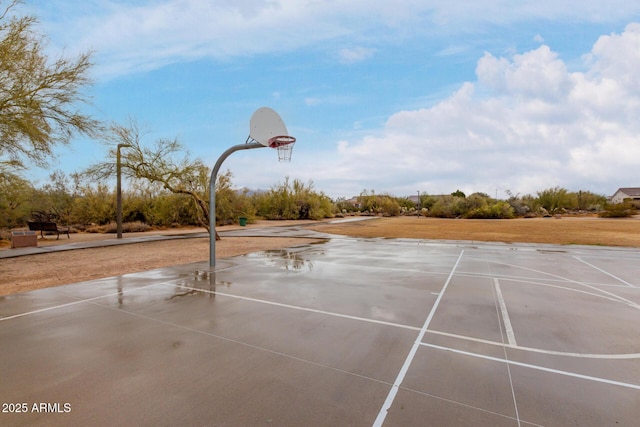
0,264,246,322
494,278,517,346
492,277,521,427
372,250,465,427
399,385,535,426
573,256,636,288
477,258,640,310
0,281,169,322
457,264,632,289
83,298,392,387
174,282,640,360
169,284,422,332
474,275,631,305
426,329,640,359
421,343,640,391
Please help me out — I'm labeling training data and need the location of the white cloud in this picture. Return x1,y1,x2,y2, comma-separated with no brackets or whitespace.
37,1,640,79
586,23,640,92
338,46,376,64
436,44,470,57
317,24,640,197
304,97,321,106
477,46,573,101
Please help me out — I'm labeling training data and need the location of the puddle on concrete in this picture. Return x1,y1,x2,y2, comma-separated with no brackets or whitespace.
168,270,234,300
245,248,314,273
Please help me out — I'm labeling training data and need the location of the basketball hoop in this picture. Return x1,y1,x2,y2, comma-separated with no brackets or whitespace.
268,135,296,162
210,107,296,267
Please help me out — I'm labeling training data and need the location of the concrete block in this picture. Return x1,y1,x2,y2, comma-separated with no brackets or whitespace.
11,231,38,248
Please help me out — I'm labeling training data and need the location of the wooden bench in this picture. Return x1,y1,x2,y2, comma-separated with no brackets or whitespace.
27,221,70,240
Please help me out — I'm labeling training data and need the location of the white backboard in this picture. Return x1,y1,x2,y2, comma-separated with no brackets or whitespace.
249,107,289,147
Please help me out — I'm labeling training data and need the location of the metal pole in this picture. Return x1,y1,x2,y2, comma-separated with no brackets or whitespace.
116,144,131,239
209,142,264,267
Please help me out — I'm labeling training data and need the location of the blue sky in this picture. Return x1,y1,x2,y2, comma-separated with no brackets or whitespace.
22,0,640,199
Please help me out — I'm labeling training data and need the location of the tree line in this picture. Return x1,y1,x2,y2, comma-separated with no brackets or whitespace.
3,171,636,239
336,187,634,220
0,169,335,236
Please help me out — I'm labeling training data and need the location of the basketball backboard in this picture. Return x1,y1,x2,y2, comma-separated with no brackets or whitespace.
249,107,290,147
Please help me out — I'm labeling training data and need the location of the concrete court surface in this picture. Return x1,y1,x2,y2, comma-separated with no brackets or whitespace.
1,230,639,426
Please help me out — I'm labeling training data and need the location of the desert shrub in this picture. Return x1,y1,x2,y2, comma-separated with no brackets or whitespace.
35,171,80,225
378,196,401,216
396,197,415,210
254,179,298,220
598,202,638,218
356,189,378,213
464,193,491,211
230,189,257,223
574,191,607,211
505,190,532,217
215,171,242,224
334,197,358,213
305,192,335,220
427,197,454,218
255,177,333,220
0,228,12,242
0,172,34,229
465,201,515,219
420,195,437,210
86,221,152,233
536,187,575,214
71,183,115,225
428,195,467,218
355,190,401,216
150,192,203,226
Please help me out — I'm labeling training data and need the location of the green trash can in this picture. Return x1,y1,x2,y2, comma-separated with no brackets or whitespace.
239,217,247,226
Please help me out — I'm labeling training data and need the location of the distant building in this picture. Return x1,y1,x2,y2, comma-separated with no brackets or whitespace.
610,187,640,204
407,195,420,206
344,196,362,209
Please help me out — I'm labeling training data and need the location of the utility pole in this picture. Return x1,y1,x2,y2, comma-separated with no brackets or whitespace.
116,144,131,239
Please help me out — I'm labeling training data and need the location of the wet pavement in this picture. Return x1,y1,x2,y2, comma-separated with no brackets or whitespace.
1,226,639,426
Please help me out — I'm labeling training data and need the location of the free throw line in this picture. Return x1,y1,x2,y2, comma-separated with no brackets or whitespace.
372,250,465,427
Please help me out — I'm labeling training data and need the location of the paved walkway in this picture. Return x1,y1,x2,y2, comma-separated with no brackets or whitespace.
0,231,210,259
0,218,365,259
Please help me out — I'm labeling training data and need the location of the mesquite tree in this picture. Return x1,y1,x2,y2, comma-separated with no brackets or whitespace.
85,118,234,238
0,0,99,170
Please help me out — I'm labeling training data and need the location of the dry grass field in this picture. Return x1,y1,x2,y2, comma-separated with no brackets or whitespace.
310,215,640,247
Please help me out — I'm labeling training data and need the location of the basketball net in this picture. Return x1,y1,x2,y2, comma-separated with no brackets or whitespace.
268,135,296,162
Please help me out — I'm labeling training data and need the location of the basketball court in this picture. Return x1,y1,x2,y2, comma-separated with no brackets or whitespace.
1,227,638,426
